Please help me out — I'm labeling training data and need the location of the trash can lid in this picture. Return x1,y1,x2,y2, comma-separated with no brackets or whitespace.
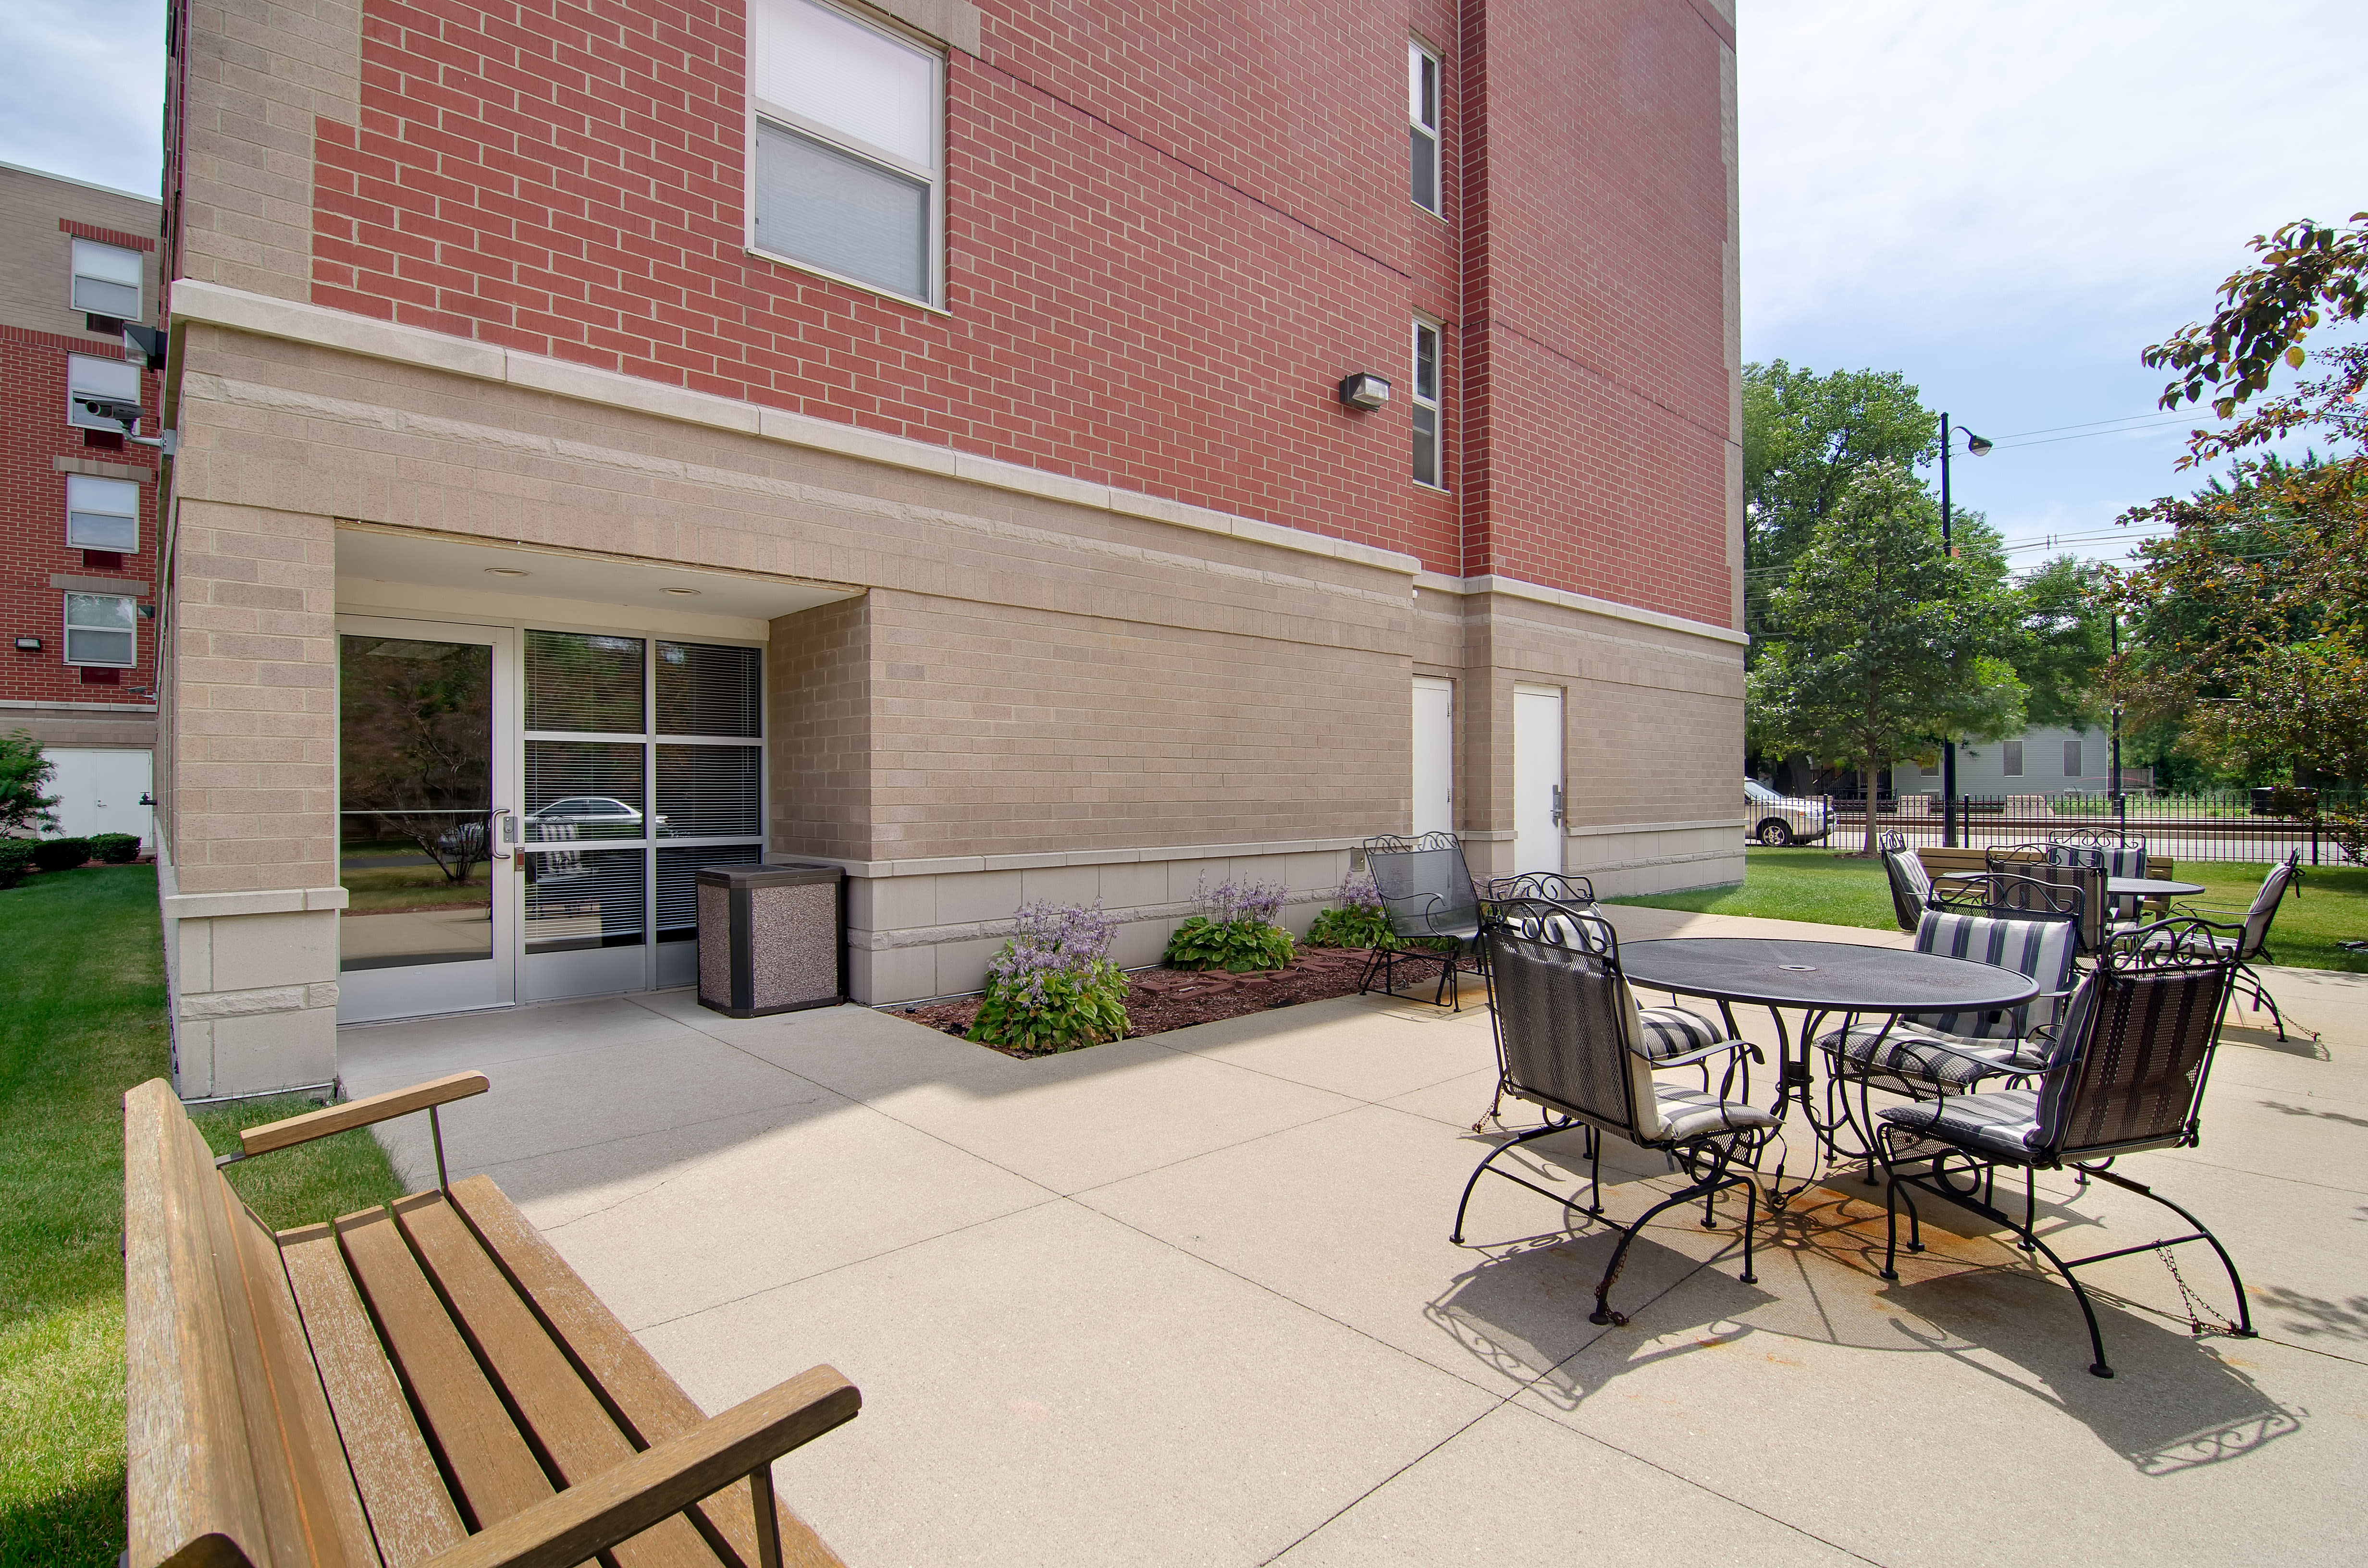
695,862,844,888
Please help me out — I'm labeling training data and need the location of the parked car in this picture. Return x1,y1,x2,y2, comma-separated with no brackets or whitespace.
1744,781,1831,846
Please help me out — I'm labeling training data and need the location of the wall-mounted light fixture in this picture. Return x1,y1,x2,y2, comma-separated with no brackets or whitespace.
13,637,41,652
483,566,531,578
123,323,166,372
661,586,703,597
1337,371,1392,411
137,603,158,619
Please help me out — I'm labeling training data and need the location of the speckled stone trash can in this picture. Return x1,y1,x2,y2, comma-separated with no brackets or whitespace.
696,862,845,1017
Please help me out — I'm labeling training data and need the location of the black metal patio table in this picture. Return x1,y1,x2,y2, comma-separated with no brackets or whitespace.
2109,876,2205,900
1618,937,2039,1202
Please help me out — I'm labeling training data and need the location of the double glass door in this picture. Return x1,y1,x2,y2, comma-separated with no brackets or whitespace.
337,615,766,1023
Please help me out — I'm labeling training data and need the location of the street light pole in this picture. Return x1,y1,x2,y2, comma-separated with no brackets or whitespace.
1939,410,1957,849
1935,410,1991,850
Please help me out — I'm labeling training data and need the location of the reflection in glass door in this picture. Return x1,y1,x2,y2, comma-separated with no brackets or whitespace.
337,619,514,1022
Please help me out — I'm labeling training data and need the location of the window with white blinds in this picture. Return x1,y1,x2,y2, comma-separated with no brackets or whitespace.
521,631,765,955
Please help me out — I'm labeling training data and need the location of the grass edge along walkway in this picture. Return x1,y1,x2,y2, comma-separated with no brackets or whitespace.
1609,847,2368,976
0,864,405,1568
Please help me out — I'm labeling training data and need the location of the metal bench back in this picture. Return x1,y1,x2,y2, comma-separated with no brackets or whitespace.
1365,832,1480,940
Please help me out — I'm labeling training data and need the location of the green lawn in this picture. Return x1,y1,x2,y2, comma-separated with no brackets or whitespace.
0,865,404,1568
1612,848,2368,975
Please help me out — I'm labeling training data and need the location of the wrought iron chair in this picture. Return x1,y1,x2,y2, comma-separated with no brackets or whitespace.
1872,919,2253,1378
1878,830,1931,933
2165,852,2302,1040
1986,842,2105,955
1358,832,1485,1009
1453,900,1777,1326
1478,871,1757,1095
2046,831,2150,924
1816,874,2083,1161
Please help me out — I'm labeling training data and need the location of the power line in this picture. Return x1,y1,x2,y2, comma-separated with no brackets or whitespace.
1989,410,2208,441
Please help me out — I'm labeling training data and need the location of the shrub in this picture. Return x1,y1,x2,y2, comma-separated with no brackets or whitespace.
0,729,59,836
1304,870,1398,949
88,832,143,864
1164,876,1295,971
32,837,91,872
2328,803,2368,867
969,901,1131,1055
0,837,35,890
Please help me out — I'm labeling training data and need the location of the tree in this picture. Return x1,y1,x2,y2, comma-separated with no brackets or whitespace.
1748,462,2026,854
2113,211,2368,789
2011,554,2113,732
1743,361,1935,645
0,729,60,836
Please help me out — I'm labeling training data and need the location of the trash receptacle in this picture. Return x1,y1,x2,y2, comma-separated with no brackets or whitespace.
696,862,844,1017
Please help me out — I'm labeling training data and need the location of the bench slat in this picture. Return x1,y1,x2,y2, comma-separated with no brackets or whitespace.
448,1176,850,1568
124,1080,273,1568
392,1194,720,1568
336,1205,558,1532
222,1187,382,1568
282,1221,468,1568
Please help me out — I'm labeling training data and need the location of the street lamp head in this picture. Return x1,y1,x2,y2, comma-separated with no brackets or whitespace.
1965,431,1994,456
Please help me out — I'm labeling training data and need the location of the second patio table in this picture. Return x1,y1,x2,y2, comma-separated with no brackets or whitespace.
1618,936,2039,1199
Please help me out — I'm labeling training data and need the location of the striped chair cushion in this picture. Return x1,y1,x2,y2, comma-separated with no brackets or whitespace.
1878,1088,2046,1161
1818,1020,2049,1090
1653,1082,1781,1142
1907,909,2079,1040
1635,1004,1731,1062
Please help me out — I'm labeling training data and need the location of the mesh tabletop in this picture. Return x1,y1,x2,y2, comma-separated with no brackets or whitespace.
1619,937,2038,1012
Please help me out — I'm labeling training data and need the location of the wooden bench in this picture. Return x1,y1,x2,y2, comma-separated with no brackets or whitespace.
124,1072,859,1568
1912,846,2172,880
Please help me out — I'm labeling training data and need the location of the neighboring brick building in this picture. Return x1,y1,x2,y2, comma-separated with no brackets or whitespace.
151,0,1744,1096
0,160,166,844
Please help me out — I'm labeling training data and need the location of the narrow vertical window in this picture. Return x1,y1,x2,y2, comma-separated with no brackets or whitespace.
2063,738,2084,778
1411,318,1443,488
2002,740,2023,778
1408,40,1441,214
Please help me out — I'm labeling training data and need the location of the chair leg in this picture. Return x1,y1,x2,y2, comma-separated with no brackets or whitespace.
2236,961,2288,1041
1592,1149,1750,1326
1449,1123,1565,1244
2013,1221,2119,1379
2077,1164,2258,1340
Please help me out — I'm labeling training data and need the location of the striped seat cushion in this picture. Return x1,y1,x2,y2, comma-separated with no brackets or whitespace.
1878,1088,2045,1161
1653,1082,1781,1142
1635,1004,1731,1062
1818,1021,2048,1090
1907,909,2078,1039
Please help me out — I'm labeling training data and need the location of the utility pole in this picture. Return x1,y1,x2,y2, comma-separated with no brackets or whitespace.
1935,410,1991,849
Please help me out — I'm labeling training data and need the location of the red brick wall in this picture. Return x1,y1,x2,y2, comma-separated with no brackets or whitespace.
299,0,1728,617
0,329,161,707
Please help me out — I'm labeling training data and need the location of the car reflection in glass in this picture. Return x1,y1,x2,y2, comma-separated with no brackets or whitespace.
526,797,670,840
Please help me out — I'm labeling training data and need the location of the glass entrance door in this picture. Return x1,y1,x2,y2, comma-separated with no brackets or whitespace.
336,618,515,1022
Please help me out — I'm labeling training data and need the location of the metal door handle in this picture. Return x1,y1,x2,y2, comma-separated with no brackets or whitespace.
489,806,514,860
1551,785,1566,826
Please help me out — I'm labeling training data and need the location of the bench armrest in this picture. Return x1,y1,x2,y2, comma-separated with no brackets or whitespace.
418,1364,860,1568
234,1071,491,1159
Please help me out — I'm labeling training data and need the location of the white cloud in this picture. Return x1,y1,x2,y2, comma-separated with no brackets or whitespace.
0,0,166,197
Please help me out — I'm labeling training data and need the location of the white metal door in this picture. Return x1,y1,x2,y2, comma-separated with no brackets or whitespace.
1412,676,1453,836
336,615,517,1023
1513,684,1564,875
43,748,154,843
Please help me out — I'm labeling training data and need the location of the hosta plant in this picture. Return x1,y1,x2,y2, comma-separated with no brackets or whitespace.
1164,877,1296,971
969,901,1131,1055
1303,870,1398,950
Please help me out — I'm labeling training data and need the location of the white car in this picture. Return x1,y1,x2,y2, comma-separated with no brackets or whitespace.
1744,781,1831,847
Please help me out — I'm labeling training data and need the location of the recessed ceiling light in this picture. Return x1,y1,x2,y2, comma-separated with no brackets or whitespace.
483,566,531,578
661,586,702,596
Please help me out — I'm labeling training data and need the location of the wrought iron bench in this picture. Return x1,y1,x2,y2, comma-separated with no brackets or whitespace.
124,1072,858,1568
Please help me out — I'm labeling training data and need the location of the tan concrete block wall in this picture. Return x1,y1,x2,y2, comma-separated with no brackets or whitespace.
173,0,359,302
0,706,157,749
165,496,338,893
769,595,874,863
0,165,161,336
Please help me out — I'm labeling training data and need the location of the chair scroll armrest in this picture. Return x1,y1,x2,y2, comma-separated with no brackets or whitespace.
417,1365,860,1568
1640,1038,1765,1071
233,1071,491,1161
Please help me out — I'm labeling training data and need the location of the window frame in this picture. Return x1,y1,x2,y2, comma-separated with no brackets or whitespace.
67,353,141,432
2002,739,2024,778
2063,738,2084,778
742,0,948,312
70,237,144,319
1408,38,1442,217
63,592,138,669
1411,315,1445,490
65,474,141,552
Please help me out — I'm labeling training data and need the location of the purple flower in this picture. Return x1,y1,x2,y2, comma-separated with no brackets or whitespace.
1193,875,1286,927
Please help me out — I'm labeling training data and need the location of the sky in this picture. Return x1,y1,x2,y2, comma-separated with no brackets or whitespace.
2,0,2362,578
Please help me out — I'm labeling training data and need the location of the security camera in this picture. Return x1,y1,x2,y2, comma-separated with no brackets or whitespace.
78,395,146,431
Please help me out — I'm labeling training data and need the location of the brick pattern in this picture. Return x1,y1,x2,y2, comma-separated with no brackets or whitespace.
767,593,873,861
60,218,160,253
0,328,161,710
164,499,339,894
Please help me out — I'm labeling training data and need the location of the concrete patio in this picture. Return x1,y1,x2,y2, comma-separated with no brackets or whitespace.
338,907,2368,1567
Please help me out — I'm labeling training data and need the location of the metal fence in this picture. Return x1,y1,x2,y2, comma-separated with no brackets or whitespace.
1824,790,2365,866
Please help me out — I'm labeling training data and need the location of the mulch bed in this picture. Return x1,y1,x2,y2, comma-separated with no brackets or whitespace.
888,945,1479,1057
